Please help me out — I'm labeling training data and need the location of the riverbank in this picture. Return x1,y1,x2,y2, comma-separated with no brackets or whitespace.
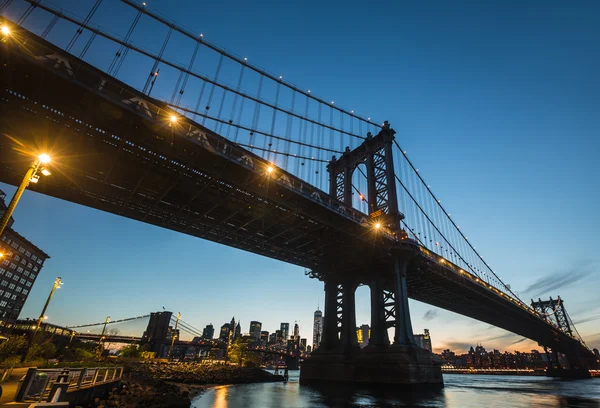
95,363,283,407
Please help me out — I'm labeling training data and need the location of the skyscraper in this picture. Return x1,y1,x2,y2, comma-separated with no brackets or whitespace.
357,324,370,348
0,190,50,325
202,324,214,339
280,322,289,340
312,308,323,350
234,322,241,340
293,322,300,340
249,321,262,341
260,331,269,344
219,323,231,341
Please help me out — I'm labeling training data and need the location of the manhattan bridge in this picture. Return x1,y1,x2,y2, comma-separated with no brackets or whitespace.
0,0,596,385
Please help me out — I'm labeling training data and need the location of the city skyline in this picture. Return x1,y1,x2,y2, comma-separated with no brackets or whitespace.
0,0,598,355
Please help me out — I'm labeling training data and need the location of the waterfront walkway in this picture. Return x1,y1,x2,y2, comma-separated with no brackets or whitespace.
0,367,30,406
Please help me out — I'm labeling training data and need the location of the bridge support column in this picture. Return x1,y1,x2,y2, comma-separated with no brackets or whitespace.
340,282,359,352
393,257,415,346
368,279,390,347
319,280,341,352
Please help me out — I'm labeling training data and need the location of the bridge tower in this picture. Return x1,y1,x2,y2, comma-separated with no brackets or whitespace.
531,297,593,378
300,123,442,388
141,311,173,357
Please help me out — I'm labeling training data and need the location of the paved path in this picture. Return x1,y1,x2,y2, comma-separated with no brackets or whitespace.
1,367,31,406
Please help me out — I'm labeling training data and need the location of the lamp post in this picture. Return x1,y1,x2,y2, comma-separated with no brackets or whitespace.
96,316,111,359
22,276,63,362
168,312,181,360
0,154,51,237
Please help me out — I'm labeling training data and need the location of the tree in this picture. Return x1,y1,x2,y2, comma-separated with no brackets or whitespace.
119,344,140,358
228,338,261,367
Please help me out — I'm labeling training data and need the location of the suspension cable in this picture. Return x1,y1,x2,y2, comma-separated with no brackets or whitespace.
67,314,151,329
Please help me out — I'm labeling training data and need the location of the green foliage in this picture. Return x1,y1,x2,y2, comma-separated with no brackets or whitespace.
228,338,262,367
74,348,94,361
0,335,27,363
119,344,140,358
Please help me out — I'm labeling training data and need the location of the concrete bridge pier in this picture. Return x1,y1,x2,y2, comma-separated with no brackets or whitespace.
300,258,443,388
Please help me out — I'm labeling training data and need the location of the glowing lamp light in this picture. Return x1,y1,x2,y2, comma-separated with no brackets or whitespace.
359,193,364,200
1,25,10,35
170,115,178,123
374,222,381,230
267,165,274,174
38,154,51,164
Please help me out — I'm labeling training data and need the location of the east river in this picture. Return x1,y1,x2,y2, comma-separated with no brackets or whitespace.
192,371,600,407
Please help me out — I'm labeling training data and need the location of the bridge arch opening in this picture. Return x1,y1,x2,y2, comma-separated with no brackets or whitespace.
354,284,371,348
350,162,369,214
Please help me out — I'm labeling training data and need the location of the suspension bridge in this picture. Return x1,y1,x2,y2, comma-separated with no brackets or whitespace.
0,0,596,385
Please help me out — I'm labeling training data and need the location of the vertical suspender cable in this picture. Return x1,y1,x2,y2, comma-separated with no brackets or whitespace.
108,7,143,76
202,53,224,126
267,80,282,161
66,0,102,52
17,0,39,25
143,25,173,95
41,13,60,39
79,32,97,59
249,75,264,152
228,65,246,139
0,0,14,15
282,91,296,171
175,40,201,106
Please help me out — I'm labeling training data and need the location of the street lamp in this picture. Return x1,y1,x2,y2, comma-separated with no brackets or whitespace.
168,312,181,360
0,154,52,237
1,24,10,43
22,277,63,362
96,316,111,359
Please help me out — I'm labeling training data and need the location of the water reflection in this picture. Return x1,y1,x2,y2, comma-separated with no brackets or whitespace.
212,386,229,408
192,372,600,408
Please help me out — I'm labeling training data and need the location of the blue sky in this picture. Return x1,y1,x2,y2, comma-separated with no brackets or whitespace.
2,0,599,353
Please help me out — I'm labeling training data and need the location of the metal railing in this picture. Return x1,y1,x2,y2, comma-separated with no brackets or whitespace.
15,366,123,402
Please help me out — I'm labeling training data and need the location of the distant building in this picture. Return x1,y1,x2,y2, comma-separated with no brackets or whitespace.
280,323,289,340
307,345,312,353
219,323,231,341
275,330,283,344
268,332,277,345
300,338,307,352
312,309,323,350
202,324,214,339
0,190,50,326
249,321,262,341
356,324,370,348
260,331,269,344
234,322,241,340
293,322,300,340
414,329,432,352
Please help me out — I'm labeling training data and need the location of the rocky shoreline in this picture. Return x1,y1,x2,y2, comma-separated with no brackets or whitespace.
94,363,283,408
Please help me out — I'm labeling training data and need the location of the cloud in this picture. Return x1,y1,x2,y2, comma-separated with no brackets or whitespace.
423,310,438,321
523,263,593,298
443,342,474,353
574,314,600,325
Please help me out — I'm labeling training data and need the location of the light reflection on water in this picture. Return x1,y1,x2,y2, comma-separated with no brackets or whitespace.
192,371,600,408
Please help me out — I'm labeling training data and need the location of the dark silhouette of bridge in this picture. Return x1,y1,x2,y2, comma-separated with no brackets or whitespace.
0,0,596,385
